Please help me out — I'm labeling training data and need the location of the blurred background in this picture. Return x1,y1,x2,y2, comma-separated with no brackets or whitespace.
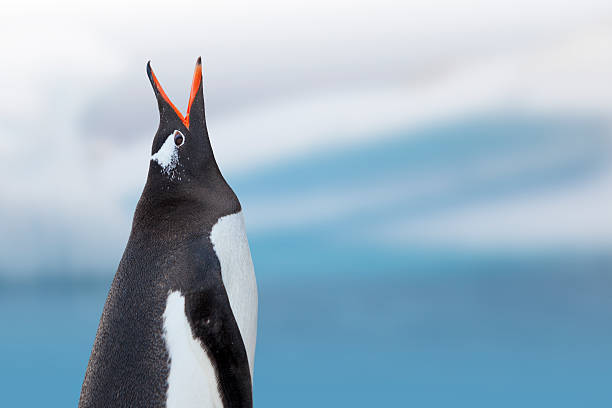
1,0,612,406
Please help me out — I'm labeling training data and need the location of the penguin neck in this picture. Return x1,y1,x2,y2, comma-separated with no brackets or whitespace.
132,165,241,235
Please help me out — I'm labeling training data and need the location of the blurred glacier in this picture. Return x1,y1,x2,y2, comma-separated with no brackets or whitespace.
1,113,610,277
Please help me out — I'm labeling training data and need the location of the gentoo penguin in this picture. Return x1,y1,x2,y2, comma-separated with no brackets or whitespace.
79,58,258,408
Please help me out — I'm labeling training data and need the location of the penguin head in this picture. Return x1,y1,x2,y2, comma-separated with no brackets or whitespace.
146,57,218,184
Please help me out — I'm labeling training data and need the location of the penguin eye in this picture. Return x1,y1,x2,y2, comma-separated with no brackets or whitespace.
174,131,185,147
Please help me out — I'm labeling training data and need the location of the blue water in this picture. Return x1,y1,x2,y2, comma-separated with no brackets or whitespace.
2,254,612,407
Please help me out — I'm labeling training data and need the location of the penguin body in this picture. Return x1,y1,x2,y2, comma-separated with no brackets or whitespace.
79,59,257,408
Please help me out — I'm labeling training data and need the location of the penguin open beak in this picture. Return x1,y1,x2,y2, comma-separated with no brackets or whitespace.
147,57,203,130
185,57,203,126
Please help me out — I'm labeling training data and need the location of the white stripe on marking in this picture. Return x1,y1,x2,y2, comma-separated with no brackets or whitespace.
210,211,258,378
163,291,223,408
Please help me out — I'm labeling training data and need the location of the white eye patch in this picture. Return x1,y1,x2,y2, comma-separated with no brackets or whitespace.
151,130,185,175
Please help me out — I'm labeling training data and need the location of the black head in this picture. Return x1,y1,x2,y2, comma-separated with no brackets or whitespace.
146,57,220,184
140,58,240,220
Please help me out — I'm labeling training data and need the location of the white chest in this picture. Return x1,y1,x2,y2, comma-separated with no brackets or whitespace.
210,211,258,377
163,291,224,408
162,211,258,408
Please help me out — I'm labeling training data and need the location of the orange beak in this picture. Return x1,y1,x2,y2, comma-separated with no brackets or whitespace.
186,56,203,126
148,57,203,129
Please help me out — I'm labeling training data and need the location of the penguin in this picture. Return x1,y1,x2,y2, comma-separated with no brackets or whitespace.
79,58,258,408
